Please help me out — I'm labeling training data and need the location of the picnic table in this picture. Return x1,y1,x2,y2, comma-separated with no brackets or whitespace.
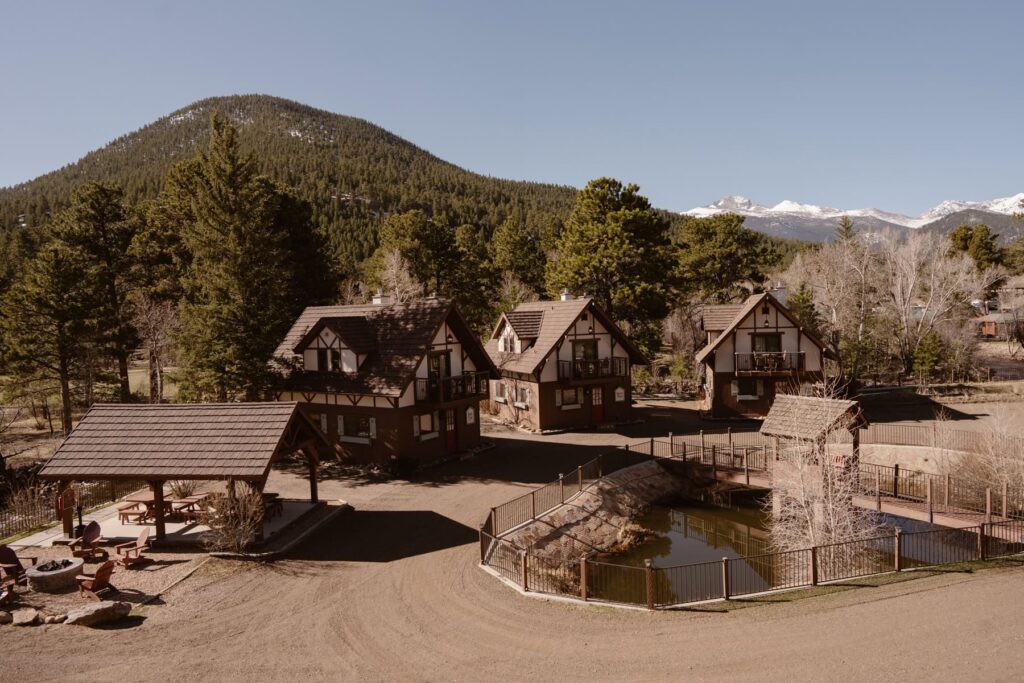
120,491,210,524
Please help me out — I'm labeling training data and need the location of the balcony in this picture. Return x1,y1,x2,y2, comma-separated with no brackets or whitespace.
557,357,628,381
734,351,805,374
415,371,490,404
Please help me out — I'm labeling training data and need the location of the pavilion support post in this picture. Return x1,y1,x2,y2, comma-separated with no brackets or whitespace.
151,480,166,542
307,450,319,503
57,480,74,538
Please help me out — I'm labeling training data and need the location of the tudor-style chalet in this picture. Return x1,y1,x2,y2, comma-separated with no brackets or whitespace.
484,293,648,431
696,292,836,419
273,292,498,467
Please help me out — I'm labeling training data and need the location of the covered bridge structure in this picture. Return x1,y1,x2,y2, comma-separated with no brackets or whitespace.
37,402,326,541
760,394,867,464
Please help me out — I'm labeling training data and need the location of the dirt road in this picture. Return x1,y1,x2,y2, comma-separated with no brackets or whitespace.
6,420,1024,681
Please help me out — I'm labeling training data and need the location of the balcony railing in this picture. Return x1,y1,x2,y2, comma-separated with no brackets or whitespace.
557,357,628,380
734,351,805,373
415,371,490,404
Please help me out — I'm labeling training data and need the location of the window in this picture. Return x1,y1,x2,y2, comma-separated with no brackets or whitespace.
573,339,598,361
494,382,507,403
555,387,581,408
615,386,626,402
338,415,375,444
466,406,476,425
752,334,782,353
414,412,439,440
513,386,530,408
732,379,762,401
329,349,342,372
429,352,450,377
316,349,328,372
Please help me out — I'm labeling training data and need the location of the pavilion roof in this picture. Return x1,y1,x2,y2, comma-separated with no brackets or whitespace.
759,395,865,441
37,403,316,481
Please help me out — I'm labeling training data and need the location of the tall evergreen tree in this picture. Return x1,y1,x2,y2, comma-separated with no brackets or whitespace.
176,114,324,401
546,178,677,352
491,214,546,293
675,213,773,303
0,242,96,433
453,223,497,332
50,182,139,401
373,209,460,296
786,284,823,337
835,215,856,242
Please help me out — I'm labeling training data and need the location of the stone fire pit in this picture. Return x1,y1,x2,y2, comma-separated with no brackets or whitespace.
26,557,84,592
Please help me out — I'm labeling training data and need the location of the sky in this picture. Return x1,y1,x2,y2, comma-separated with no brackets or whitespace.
1,0,1022,216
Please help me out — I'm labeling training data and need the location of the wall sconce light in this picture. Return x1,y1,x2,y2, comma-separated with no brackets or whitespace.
446,332,454,344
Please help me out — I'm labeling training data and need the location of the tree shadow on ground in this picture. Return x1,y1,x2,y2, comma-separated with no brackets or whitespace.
859,395,977,423
286,510,477,563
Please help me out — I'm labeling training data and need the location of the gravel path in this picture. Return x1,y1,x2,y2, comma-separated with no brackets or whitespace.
5,412,1024,681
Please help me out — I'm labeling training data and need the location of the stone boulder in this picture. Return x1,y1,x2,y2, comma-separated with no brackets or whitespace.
12,608,39,626
0,610,12,625
64,601,131,627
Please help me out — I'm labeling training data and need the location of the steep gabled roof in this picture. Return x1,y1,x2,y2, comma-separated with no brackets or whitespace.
701,304,745,332
760,395,865,441
37,403,318,481
505,310,545,338
485,297,648,376
275,297,498,397
694,292,836,365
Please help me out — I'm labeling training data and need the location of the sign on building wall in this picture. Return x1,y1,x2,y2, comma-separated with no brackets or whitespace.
614,387,626,402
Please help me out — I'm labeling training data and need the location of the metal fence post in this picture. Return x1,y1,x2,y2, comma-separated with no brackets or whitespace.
577,465,583,492
521,551,529,592
977,525,986,561
1002,482,1008,519
681,441,687,462
894,529,902,572
580,554,588,601
893,464,900,498
645,559,655,610
743,449,749,485
668,432,674,457
700,429,705,452
810,546,818,586
559,474,565,503
721,557,730,599
649,437,655,456
927,479,933,524
597,453,603,478
727,426,732,446
986,488,992,525
531,491,536,520
730,443,736,467
944,474,950,508
711,445,717,477
875,471,882,512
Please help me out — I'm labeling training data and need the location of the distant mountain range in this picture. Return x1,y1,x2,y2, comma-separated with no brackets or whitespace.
683,194,1024,242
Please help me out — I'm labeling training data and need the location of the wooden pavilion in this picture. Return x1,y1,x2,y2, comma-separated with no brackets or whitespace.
37,402,326,542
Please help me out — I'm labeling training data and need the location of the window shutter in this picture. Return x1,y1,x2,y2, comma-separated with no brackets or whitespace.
337,415,344,436
555,390,562,407
756,380,764,397
731,380,739,397
319,414,328,435
433,411,440,431
369,417,377,439
413,415,420,436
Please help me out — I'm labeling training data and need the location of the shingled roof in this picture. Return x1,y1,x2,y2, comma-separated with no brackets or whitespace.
275,297,497,397
760,395,864,442
702,303,745,332
37,403,316,481
485,297,648,376
505,310,544,338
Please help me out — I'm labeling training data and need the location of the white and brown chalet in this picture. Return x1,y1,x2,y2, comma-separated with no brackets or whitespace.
696,292,836,419
484,293,648,431
273,293,498,468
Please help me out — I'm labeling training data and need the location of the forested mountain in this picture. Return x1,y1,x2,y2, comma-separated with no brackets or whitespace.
0,95,577,273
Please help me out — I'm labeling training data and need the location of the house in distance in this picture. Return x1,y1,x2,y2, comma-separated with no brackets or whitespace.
273,292,498,468
696,292,835,419
484,292,648,431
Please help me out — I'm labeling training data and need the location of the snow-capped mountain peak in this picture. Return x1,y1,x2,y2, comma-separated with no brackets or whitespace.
769,200,842,217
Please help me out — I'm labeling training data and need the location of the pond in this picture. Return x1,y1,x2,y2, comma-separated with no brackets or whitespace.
585,495,986,606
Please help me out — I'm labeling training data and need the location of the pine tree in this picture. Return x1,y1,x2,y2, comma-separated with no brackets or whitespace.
491,214,546,293
675,213,773,303
453,223,497,332
176,114,319,401
50,182,139,402
835,215,856,242
0,242,97,433
546,178,678,353
372,209,460,296
786,284,822,337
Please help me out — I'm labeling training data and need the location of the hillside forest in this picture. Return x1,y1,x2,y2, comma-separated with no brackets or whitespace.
0,96,1020,435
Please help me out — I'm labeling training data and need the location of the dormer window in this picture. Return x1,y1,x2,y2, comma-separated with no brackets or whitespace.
315,349,342,372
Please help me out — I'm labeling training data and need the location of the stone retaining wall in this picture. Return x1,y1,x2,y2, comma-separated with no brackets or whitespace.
503,460,702,561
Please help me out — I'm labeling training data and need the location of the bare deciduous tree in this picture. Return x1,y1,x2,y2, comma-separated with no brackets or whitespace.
202,486,264,553
379,249,424,305
131,292,179,403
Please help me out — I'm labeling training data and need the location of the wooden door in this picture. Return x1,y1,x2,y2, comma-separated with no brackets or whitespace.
591,386,605,423
445,408,457,451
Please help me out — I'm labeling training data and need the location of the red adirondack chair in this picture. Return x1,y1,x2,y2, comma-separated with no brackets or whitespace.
76,560,117,601
115,527,151,568
69,520,106,560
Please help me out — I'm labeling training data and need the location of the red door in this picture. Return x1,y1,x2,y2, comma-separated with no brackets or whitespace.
445,409,457,451
591,386,605,423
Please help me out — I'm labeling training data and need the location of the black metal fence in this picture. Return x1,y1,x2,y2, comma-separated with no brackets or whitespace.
0,480,144,542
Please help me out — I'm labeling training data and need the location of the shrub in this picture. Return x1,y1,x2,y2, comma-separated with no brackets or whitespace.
201,488,264,553
168,480,198,499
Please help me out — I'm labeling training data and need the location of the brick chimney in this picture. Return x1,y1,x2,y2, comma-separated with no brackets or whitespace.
372,288,392,305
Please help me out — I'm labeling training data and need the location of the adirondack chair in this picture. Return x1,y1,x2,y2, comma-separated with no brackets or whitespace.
115,527,151,568
69,520,106,560
0,580,17,607
0,544,38,586
76,560,117,601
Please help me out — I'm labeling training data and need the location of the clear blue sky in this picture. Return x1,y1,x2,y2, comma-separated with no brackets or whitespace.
1,1,1021,215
